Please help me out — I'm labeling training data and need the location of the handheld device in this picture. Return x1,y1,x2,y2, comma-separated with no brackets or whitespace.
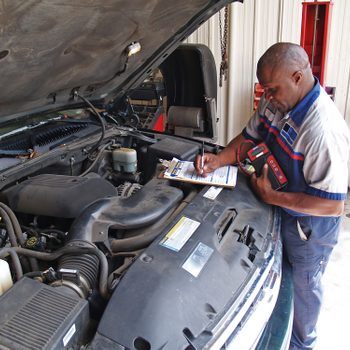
247,142,288,190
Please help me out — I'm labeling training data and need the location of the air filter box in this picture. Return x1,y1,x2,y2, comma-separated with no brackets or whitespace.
148,137,199,161
144,137,199,180
0,277,89,350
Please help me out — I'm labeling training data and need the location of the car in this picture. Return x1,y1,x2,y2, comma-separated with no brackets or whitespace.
0,1,292,349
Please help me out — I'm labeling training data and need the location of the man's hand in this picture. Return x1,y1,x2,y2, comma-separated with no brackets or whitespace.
250,164,275,204
195,153,221,176
194,133,248,176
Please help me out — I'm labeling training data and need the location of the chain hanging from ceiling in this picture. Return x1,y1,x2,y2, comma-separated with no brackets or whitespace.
219,5,229,87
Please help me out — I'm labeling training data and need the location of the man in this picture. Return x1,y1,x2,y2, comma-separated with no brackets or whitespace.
195,42,350,349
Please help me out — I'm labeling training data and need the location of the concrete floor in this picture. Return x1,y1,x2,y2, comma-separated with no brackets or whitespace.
314,197,350,349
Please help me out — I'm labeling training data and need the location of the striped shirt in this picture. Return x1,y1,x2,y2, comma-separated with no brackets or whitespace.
243,78,350,216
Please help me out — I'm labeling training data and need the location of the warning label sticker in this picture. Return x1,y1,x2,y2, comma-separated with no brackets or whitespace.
160,216,200,252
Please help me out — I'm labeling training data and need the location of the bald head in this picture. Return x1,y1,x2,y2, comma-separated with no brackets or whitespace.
257,42,311,81
256,43,315,113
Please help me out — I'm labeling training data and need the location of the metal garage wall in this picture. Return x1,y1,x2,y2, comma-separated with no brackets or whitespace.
188,0,350,146
325,0,350,125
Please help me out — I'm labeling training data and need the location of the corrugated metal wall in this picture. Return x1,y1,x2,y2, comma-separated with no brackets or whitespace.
326,0,350,125
188,0,350,146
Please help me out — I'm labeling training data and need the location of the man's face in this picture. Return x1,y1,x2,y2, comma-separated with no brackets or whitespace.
258,66,302,113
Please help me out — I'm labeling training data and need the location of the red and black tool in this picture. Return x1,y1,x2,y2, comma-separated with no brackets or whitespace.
247,142,288,190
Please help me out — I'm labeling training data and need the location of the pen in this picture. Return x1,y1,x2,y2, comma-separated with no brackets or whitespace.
201,140,204,171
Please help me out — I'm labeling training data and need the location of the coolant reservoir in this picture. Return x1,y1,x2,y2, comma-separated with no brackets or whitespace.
0,259,13,295
112,148,137,173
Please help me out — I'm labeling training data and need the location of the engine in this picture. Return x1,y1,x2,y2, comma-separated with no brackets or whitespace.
0,117,202,349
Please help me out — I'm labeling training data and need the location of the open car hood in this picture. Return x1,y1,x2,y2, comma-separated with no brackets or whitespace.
0,0,239,123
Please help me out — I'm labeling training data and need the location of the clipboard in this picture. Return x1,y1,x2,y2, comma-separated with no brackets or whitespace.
162,158,237,188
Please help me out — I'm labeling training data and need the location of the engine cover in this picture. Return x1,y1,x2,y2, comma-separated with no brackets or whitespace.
1,174,117,218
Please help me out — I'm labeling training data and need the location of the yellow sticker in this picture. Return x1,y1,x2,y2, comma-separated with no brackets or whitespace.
160,216,200,252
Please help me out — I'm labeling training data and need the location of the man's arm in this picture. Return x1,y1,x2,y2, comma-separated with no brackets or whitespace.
251,165,344,216
216,133,247,166
270,191,343,216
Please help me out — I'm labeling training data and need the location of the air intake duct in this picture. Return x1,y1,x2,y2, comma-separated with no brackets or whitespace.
52,245,100,299
68,178,184,251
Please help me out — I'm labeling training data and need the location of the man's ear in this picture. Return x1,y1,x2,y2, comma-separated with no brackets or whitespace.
292,70,303,85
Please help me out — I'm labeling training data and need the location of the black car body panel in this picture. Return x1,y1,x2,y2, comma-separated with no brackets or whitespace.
93,174,275,349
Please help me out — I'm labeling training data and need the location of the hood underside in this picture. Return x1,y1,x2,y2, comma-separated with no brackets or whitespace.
0,0,237,122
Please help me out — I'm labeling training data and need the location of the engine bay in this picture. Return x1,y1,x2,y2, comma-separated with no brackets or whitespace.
0,105,279,349
0,106,202,264
0,108,203,347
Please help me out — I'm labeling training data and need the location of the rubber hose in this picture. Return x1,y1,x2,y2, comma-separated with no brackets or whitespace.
0,207,18,247
0,203,39,271
59,253,99,289
0,203,24,245
23,271,43,278
0,247,23,280
5,245,109,299
79,141,112,177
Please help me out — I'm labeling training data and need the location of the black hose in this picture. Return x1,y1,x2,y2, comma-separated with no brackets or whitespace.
79,141,112,177
1,245,109,299
0,203,23,245
0,203,39,271
0,248,23,280
74,92,106,153
59,253,99,290
23,271,43,278
0,207,18,247
0,202,24,245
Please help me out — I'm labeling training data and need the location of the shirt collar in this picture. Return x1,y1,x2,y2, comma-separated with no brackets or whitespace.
289,77,320,127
